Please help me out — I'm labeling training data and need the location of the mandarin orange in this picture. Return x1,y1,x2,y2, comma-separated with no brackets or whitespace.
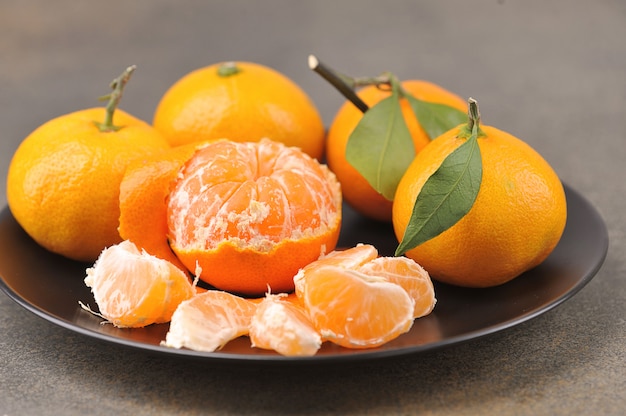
392,109,567,287
153,61,325,160
7,67,170,261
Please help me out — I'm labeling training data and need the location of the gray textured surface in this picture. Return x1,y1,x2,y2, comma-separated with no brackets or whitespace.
1,1,624,414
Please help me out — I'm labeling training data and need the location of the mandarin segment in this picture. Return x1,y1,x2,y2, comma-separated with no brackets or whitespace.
249,294,322,356
300,264,415,348
163,290,257,352
167,138,342,295
294,244,436,349
359,256,436,318
294,244,378,298
84,240,195,328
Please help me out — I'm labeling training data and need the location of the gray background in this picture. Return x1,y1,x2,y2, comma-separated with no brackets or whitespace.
1,1,624,415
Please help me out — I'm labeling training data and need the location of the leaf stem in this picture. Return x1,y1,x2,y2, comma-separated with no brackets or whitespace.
308,55,369,113
352,73,394,89
94,65,136,132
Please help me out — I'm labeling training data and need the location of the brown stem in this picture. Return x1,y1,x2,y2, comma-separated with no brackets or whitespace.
308,55,369,113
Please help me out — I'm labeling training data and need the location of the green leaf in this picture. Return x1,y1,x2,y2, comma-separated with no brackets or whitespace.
395,133,482,256
345,87,415,200
406,95,467,140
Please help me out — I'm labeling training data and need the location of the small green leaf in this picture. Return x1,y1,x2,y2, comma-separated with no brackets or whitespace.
345,85,415,200
395,132,482,256
406,95,467,140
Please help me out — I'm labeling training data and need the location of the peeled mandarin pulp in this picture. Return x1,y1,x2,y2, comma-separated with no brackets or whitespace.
301,265,415,348
158,244,433,355
294,244,436,349
359,256,436,319
293,243,378,298
166,138,342,296
325,80,467,222
392,124,567,288
249,294,322,357
163,290,257,352
84,240,195,328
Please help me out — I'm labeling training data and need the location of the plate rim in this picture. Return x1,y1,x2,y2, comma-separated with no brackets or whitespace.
0,183,609,365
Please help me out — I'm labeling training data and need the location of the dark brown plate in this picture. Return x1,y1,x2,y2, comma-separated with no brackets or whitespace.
0,184,608,365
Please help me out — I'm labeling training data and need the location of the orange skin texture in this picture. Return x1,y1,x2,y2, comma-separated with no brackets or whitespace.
166,139,342,296
7,108,170,262
153,61,326,160
177,231,340,295
118,142,212,272
326,80,467,222
392,125,568,288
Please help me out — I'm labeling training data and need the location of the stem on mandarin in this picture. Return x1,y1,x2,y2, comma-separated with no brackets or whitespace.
217,61,241,77
308,55,370,113
458,98,485,139
94,65,136,132
467,97,480,133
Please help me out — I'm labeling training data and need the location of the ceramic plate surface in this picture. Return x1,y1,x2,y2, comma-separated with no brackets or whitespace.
0,184,608,365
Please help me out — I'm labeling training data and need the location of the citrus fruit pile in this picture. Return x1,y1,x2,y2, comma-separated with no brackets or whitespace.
5,58,568,356
83,134,435,355
311,57,566,288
